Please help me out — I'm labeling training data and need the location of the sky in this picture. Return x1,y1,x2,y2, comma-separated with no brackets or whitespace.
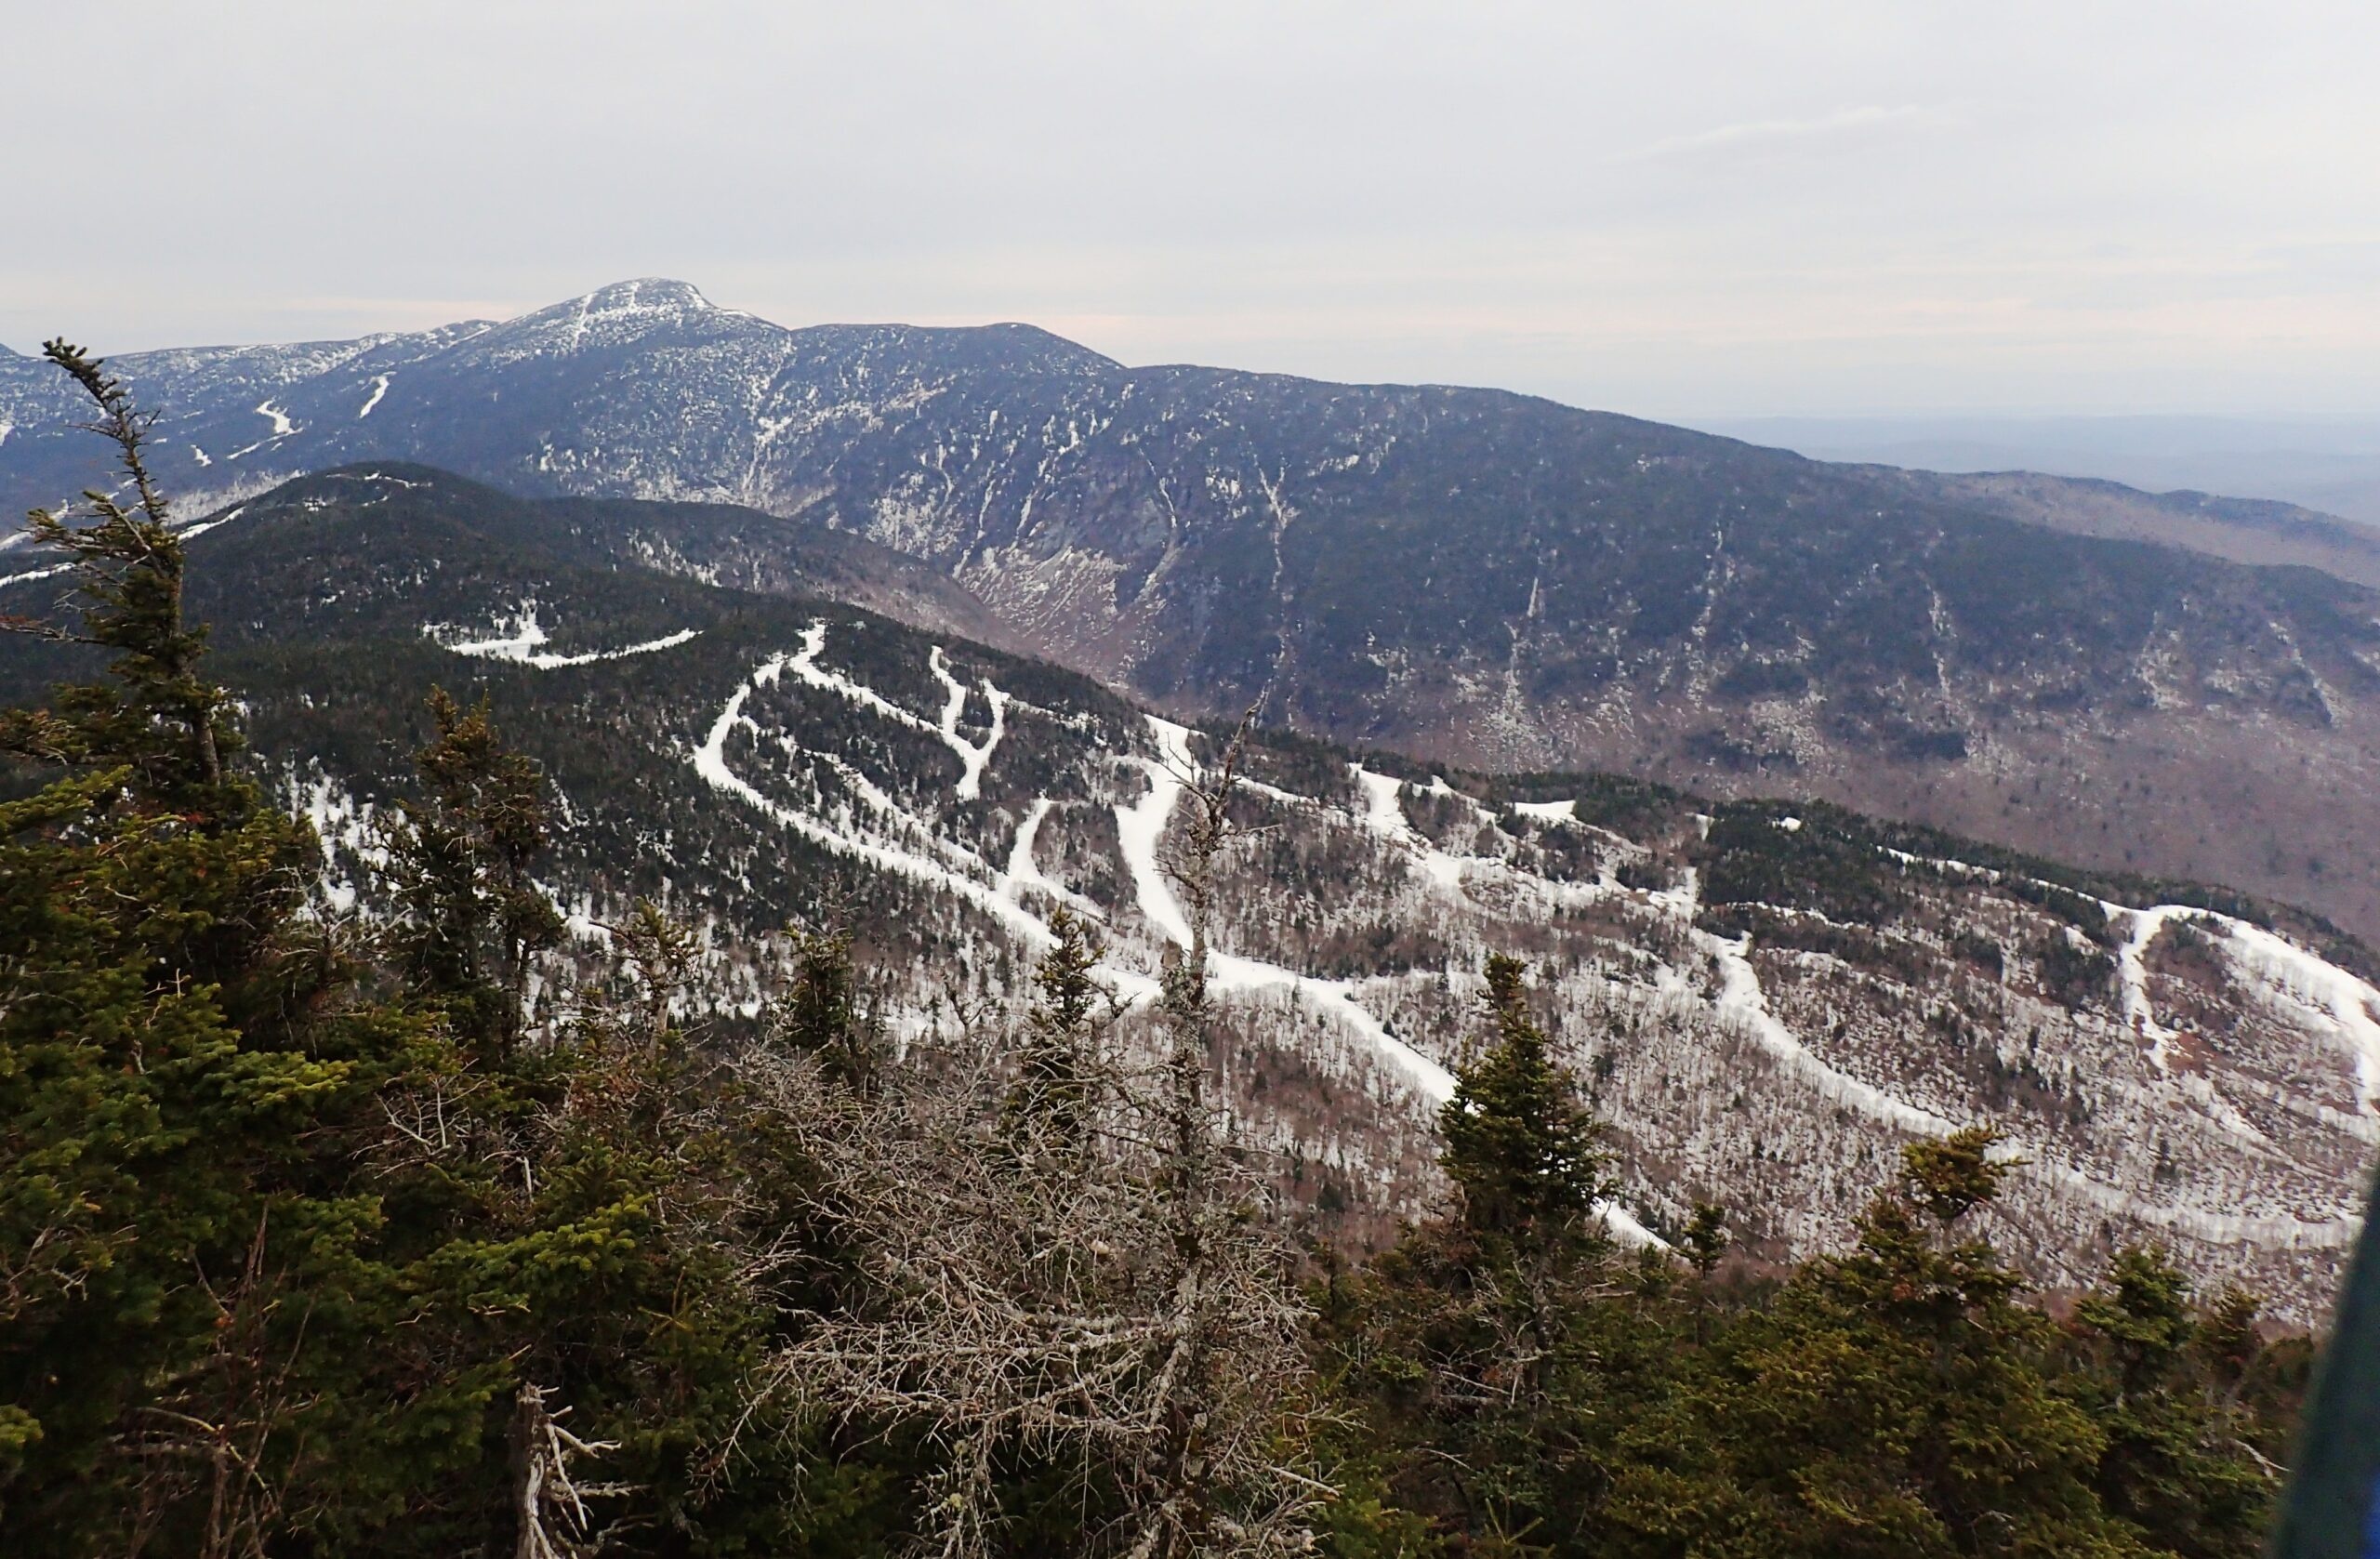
6,1,2378,420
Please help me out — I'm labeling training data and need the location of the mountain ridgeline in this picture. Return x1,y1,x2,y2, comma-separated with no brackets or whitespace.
6,281,2378,950
4,464,2375,1326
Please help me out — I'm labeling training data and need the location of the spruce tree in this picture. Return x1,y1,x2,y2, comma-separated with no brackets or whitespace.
771,922,888,1090
384,687,564,1056
999,907,1106,1164
2071,1247,2277,1557
0,343,429,1552
1438,955,1606,1242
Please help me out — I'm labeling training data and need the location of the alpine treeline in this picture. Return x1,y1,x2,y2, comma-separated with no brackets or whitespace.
0,349,2315,1555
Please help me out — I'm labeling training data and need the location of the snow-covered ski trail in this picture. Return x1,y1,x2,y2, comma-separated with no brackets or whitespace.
1118,720,1460,1104
930,645,1009,800
691,654,1061,952
429,602,699,668
784,622,1010,799
1002,799,1104,919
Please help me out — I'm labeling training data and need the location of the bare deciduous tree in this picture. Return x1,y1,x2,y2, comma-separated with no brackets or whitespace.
749,711,1326,1558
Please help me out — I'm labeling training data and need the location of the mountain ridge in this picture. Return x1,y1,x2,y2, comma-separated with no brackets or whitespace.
8,463,2377,1316
7,284,2380,951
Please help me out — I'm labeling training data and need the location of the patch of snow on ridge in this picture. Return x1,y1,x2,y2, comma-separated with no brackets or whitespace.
1513,799,1576,823
0,560,73,590
256,399,295,438
929,644,1009,800
1351,767,1469,891
426,601,699,668
2212,917,2380,1115
1696,928,1957,1137
359,374,390,417
176,504,247,544
2095,895,2380,1116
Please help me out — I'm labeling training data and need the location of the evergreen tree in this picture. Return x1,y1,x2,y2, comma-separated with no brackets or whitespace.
0,342,432,1552
771,923,888,1091
5,341,232,813
2069,1248,2278,1557
998,907,1108,1165
384,687,564,1056
1438,955,1607,1243
1680,1127,2144,1558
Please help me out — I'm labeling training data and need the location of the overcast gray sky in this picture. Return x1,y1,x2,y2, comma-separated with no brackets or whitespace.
6,1,2377,418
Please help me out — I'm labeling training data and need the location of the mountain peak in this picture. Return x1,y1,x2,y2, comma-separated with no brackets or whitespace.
460,278,748,362
585,277,720,312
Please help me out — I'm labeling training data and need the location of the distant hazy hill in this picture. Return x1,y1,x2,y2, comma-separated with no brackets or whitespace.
1698,413,2380,526
7,283,2380,948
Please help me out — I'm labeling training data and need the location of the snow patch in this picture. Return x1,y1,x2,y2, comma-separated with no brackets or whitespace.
691,653,1070,956
0,560,73,591
175,504,247,544
1002,798,1104,919
1698,929,1959,1137
427,601,699,668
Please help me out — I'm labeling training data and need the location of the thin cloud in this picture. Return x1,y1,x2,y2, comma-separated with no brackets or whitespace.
1609,104,1924,164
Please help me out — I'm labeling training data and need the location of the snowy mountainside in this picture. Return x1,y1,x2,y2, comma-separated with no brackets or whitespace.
8,281,2380,953
4,466,2373,1316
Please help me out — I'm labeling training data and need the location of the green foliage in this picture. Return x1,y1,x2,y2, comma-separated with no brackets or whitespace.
385,687,564,1055
1439,956,1608,1243
999,907,1106,1161
2068,1249,2281,1557
1325,1114,2302,1559
772,922,889,1090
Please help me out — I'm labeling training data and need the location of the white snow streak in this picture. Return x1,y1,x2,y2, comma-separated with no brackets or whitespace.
256,399,295,438
782,621,1011,799
691,654,1066,954
175,504,247,544
358,375,390,418
1352,768,1469,890
930,645,1009,800
429,602,699,668
2112,907,2183,1072
1696,929,1957,1137
0,560,73,590
1002,799,1104,919
1119,721,1473,1116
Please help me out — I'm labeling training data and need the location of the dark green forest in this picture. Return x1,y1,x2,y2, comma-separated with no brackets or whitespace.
0,347,2319,1555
